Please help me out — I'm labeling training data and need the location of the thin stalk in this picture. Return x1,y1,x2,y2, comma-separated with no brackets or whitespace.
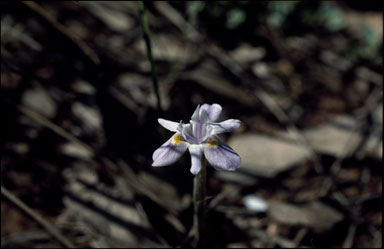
137,1,162,113
192,155,207,247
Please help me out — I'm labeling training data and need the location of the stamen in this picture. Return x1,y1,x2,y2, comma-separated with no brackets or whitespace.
172,134,185,145
207,137,218,147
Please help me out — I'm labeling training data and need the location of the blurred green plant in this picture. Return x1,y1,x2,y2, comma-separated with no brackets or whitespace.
267,1,345,31
267,1,299,28
186,1,205,28
300,2,345,31
178,1,382,67
226,8,246,29
346,26,382,67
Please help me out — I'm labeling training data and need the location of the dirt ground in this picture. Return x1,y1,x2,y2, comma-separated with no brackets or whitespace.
1,1,382,248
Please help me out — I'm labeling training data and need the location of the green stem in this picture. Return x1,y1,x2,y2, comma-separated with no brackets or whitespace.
137,1,162,113
192,155,207,248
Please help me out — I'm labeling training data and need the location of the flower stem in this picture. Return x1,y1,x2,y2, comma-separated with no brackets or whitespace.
192,155,207,247
137,1,162,113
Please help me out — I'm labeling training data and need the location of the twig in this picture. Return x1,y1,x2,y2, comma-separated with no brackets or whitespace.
17,105,94,155
1,231,51,247
293,228,308,247
154,1,201,42
250,229,296,248
342,224,357,248
208,186,238,210
108,158,180,216
255,90,323,174
137,1,162,113
368,225,382,248
22,1,100,66
1,185,76,248
321,86,383,195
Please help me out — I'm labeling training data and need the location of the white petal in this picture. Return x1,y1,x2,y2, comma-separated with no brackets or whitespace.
199,108,208,123
158,118,179,132
152,134,188,166
179,123,198,144
188,145,203,175
191,104,200,121
201,103,222,122
204,136,241,171
210,119,241,134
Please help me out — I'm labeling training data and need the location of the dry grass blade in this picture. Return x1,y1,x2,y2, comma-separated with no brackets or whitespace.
1,185,76,248
16,104,185,234
22,1,100,66
17,105,94,155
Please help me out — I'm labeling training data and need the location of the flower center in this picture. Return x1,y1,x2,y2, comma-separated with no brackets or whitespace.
191,120,207,142
207,137,218,147
172,134,185,145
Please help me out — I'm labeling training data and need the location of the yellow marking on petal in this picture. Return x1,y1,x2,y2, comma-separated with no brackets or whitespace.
172,134,184,145
207,138,218,147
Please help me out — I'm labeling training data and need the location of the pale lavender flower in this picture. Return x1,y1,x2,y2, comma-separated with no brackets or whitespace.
152,103,241,175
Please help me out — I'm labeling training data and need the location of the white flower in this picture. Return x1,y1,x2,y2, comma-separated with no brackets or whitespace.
152,103,241,174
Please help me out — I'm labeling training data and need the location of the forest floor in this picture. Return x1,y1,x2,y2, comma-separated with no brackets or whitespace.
1,1,382,248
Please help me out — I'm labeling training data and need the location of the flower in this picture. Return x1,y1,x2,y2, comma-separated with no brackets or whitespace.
152,103,241,175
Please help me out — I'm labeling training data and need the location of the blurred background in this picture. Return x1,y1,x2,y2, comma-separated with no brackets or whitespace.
1,1,382,248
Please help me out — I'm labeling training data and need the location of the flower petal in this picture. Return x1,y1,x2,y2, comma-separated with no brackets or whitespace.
191,104,201,121
191,120,208,141
178,123,198,144
204,136,241,171
152,134,188,167
210,119,241,134
188,145,203,175
199,108,208,123
158,118,179,132
199,125,213,144
200,103,222,122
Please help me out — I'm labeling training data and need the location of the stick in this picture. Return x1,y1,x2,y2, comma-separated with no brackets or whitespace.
1,185,76,248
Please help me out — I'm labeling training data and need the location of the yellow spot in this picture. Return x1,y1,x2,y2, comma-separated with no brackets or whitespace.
172,134,184,145
207,138,218,147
